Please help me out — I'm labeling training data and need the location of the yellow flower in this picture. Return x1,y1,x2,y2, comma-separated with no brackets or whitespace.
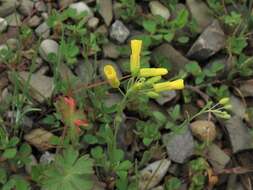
131,40,142,55
153,79,184,92
218,97,230,105
139,68,168,77
130,40,142,76
130,54,140,76
104,65,120,88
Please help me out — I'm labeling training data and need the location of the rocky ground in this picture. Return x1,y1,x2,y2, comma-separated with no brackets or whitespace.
0,0,253,190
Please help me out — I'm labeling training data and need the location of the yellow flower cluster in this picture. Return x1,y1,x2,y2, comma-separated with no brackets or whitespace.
103,40,185,93
103,65,120,88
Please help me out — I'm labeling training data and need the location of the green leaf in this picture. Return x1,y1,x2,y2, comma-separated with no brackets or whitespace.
170,8,189,29
117,160,133,171
177,36,189,44
40,148,94,190
83,134,98,144
91,146,104,159
8,137,19,146
163,32,175,42
223,11,241,27
143,138,153,146
185,62,202,76
112,148,124,162
49,136,62,145
143,20,157,33
0,167,7,184
3,176,30,190
195,73,205,84
228,36,247,55
169,105,181,121
165,177,182,190
3,148,17,159
152,111,167,125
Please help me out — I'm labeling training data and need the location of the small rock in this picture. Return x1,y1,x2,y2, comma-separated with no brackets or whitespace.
163,128,194,163
187,20,225,61
139,159,171,190
5,13,22,26
95,24,108,35
238,80,253,97
36,66,49,76
206,144,230,171
152,44,190,76
224,116,253,153
75,60,95,84
97,0,113,26
151,186,164,190
110,20,130,43
186,0,214,32
155,90,177,105
113,2,123,20
25,155,38,174
24,128,54,151
39,39,59,62
1,88,8,102
28,15,42,27
87,17,99,29
0,73,9,93
58,63,76,81
6,38,19,50
35,22,50,38
69,2,93,20
59,0,74,9
15,71,54,103
102,43,120,59
41,12,49,20
0,0,19,17
149,1,170,20
35,1,47,12
40,151,55,164
230,95,246,119
0,18,8,33
18,0,34,16
104,93,122,108
190,120,216,142
98,59,122,80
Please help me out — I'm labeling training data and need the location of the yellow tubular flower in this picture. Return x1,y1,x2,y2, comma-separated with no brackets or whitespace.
131,40,142,55
130,40,142,76
104,65,120,88
153,79,184,92
139,68,168,77
130,54,140,76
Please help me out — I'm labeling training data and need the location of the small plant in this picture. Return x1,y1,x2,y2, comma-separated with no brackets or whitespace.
165,177,182,190
188,157,208,190
141,8,190,44
117,0,137,22
184,61,225,85
32,147,94,190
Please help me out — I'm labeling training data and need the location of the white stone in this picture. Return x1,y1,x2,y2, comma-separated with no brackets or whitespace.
110,20,130,43
39,39,59,61
69,2,93,20
88,17,99,29
139,159,171,190
35,22,50,38
149,1,170,20
0,17,7,33
19,0,34,16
